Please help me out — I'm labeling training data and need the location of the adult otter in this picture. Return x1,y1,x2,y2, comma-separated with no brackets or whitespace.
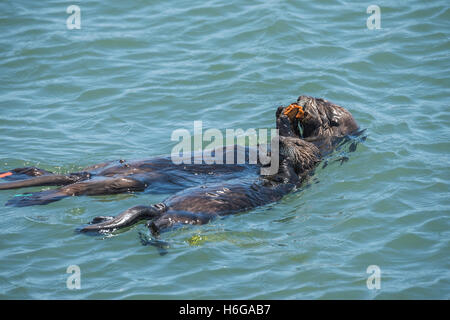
0,95,359,236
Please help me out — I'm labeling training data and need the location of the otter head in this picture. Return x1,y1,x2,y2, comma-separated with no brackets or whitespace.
276,95,359,140
296,95,359,139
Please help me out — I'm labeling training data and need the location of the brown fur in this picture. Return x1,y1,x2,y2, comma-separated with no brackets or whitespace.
0,95,359,236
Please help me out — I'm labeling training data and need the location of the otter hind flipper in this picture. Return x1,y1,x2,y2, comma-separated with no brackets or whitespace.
0,172,90,191
5,189,67,207
0,166,50,183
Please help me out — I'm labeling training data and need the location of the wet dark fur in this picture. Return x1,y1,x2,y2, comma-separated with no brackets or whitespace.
0,95,359,236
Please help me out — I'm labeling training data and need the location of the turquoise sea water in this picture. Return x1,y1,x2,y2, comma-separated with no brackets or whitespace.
0,0,449,299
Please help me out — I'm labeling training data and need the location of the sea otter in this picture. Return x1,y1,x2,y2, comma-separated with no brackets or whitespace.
0,95,360,236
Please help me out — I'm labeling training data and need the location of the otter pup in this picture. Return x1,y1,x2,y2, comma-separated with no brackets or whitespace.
0,95,359,235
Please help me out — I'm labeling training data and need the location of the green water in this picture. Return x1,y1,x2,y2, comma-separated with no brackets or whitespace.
0,0,449,299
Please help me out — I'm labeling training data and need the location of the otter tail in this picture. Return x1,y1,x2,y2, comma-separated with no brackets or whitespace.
78,204,167,233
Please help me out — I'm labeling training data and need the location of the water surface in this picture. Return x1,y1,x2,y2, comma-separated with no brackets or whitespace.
0,0,449,299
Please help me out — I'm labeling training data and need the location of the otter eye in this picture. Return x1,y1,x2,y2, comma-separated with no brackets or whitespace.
330,119,339,127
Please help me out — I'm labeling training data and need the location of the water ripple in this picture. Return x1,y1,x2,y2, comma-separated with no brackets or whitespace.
0,0,448,299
